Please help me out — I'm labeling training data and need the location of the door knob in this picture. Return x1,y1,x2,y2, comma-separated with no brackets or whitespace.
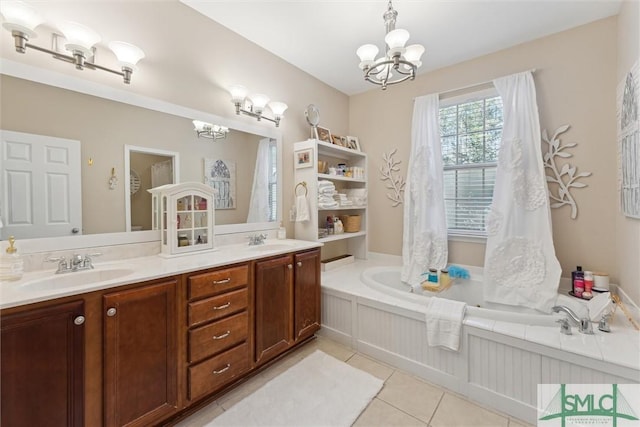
106,308,117,317
74,315,85,325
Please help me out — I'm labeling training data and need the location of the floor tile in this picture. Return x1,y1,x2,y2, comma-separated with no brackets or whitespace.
353,398,427,426
347,353,395,381
377,370,443,424
509,418,535,427
430,393,509,427
313,335,356,361
173,402,224,426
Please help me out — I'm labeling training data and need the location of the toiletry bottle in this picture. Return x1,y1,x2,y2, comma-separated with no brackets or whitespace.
574,274,585,298
584,271,594,293
428,268,438,283
277,222,286,239
571,266,583,294
326,216,334,235
440,269,450,287
0,236,24,281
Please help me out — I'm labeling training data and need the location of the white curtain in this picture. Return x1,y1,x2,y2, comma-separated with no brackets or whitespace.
401,94,448,287
483,71,561,312
247,138,272,223
151,159,172,188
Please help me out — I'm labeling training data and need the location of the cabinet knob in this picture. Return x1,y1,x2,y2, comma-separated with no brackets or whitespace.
106,308,117,317
74,315,85,325
297,261,302,267
288,264,293,270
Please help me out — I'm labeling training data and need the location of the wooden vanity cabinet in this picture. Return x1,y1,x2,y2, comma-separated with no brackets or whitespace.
103,278,179,427
1,300,85,427
254,248,321,366
294,249,321,341
185,264,252,402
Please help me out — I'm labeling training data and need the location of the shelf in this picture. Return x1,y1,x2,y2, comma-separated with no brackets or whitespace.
318,206,366,211
317,140,366,160
318,173,366,183
318,231,366,243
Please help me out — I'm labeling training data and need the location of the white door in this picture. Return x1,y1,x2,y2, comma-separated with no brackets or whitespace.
0,130,82,239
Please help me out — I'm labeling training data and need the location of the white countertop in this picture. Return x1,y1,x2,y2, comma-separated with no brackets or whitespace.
0,239,321,310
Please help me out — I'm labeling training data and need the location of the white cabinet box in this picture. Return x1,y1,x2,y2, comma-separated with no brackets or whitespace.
149,182,215,257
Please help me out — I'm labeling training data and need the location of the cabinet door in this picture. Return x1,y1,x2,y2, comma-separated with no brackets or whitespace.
103,279,178,427
294,249,321,341
254,255,293,366
1,300,84,427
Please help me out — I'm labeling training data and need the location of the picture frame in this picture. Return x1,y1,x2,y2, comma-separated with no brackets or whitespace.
331,134,343,146
346,135,361,151
295,148,313,169
317,126,332,143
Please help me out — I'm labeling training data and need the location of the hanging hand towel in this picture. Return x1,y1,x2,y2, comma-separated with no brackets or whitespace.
425,297,466,351
295,194,310,222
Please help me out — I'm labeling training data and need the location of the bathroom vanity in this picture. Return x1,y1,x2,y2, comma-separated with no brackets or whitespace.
0,242,321,427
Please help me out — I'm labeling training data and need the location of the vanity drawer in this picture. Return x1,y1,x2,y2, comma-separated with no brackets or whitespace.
188,265,249,300
188,342,249,401
188,288,248,327
188,311,248,363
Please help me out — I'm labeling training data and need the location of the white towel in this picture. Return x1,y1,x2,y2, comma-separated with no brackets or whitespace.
425,297,467,351
295,194,309,222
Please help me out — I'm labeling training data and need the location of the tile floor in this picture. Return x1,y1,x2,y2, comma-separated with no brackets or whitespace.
175,336,535,427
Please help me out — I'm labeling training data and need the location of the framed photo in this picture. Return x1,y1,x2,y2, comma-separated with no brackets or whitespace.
317,126,332,143
295,148,313,169
347,135,361,151
331,134,343,146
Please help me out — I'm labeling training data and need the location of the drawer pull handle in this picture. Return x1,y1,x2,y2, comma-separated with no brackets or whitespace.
212,278,231,285
212,364,231,375
212,331,231,340
213,302,231,310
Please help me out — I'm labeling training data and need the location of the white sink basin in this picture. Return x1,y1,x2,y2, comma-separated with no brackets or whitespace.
21,268,135,291
248,243,295,252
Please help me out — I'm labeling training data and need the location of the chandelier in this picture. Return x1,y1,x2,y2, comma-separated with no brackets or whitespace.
356,1,424,90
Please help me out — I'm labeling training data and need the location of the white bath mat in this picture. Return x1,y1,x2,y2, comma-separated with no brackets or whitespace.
206,350,383,427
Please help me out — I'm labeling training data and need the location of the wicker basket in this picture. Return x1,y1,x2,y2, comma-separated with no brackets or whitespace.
340,215,361,233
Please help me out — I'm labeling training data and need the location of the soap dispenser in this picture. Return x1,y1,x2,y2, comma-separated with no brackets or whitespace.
1,236,24,281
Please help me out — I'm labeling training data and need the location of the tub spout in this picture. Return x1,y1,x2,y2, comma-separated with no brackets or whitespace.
552,305,593,334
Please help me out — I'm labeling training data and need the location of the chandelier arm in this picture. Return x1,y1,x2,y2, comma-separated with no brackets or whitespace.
236,107,281,127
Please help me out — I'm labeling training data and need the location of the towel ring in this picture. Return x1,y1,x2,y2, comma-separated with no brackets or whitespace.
295,181,308,197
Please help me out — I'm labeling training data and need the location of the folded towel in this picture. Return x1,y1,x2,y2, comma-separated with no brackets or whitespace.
295,194,309,222
425,297,467,351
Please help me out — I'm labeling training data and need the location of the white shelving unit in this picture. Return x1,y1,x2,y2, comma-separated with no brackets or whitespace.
293,139,368,259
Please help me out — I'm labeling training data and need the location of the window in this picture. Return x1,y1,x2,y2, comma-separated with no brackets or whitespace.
439,89,503,236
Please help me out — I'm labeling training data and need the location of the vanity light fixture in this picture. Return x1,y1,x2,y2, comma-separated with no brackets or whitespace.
356,0,424,90
193,120,229,140
228,85,288,127
1,1,145,84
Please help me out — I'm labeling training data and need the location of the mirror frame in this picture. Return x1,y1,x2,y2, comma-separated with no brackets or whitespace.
0,58,283,253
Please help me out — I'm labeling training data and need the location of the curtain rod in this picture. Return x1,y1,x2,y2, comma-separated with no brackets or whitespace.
414,68,537,100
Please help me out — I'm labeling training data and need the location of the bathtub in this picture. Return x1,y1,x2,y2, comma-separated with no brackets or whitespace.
319,257,640,425
360,265,587,326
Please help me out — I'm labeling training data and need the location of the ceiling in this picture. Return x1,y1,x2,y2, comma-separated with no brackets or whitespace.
180,0,622,95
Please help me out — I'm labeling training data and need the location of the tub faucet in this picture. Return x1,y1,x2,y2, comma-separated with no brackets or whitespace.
552,305,594,334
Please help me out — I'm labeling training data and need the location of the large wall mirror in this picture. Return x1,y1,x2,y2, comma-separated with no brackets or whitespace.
0,61,282,251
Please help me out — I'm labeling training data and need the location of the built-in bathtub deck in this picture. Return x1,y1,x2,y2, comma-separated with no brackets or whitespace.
318,253,640,425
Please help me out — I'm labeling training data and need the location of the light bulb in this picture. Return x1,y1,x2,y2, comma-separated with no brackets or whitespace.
192,120,209,132
268,101,288,118
404,44,424,65
384,28,410,50
109,41,145,68
249,94,269,115
228,85,248,104
58,21,100,56
0,0,43,37
356,44,379,69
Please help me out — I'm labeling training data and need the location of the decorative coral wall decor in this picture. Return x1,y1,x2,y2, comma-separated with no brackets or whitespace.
542,125,592,219
379,148,405,207
618,59,639,219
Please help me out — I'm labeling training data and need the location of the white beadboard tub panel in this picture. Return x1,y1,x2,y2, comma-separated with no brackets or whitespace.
320,288,640,425
319,288,355,347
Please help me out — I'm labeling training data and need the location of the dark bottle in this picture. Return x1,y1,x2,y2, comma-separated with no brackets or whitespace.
571,266,583,294
326,216,334,235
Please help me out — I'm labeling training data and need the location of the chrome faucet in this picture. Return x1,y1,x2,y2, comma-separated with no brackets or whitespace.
248,233,267,246
47,253,101,274
552,305,594,334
